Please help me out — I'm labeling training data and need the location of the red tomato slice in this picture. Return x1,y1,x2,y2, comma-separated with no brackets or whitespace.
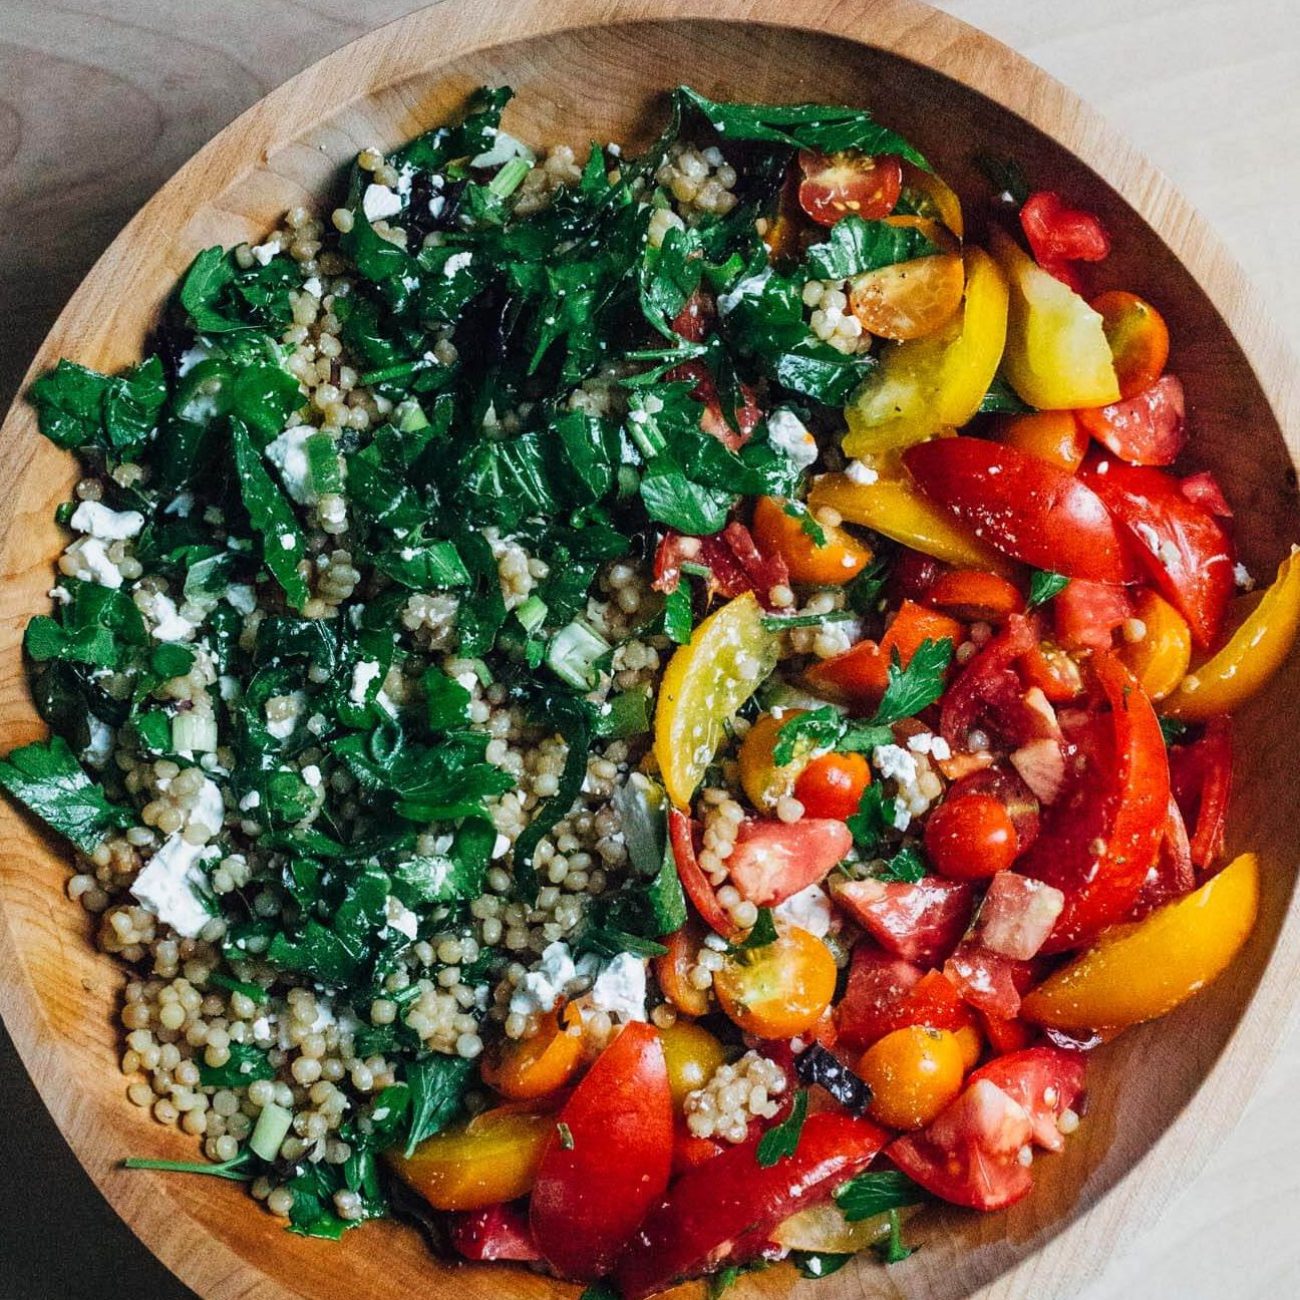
905,438,1137,583
1080,457,1235,648
1132,794,1196,916
1077,374,1186,467
670,287,715,342
886,1078,1035,1211
943,942,1027,1019
614,1112,890,1299
1179,470,1233,518
968,1047,1086,1153
1018,641,1084,704
1169,715,1233,871
1053,578,1133,652
926,569,1026,623
833,877,975,966
450,1203,541,1261
652,524,787,608
940,613,1039,751
668,810,738,939
1019,191,1111,271
797,149,902,227
1016,654,1170,952
726,818,853,907
530,1023,673,1281
836,945,979,1050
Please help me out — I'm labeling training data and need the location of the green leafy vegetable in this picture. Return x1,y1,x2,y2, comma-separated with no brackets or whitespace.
756,1088,809,1167
0,736,133,852
803,215,938,281
1028,569,1070,608
230,419,308,610
791,1251,854,1279
834,1168,927,1222
872,1208,915,1264
404,1055,475,1156
873,638,954,726
198,1042,275,1089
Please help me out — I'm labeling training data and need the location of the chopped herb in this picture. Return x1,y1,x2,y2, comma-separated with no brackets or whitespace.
872,1208,915,1264
873,638,953,726
834,1169,927,1222
1027,570,1070,608
123,1149,255,1182
756,1088,809,1167
791,1251,854,1279
847,782,896,855
875,844,926,883
0,736,133,852
403,1055,475,1157
978,373,1034,414
1159,716,1191,746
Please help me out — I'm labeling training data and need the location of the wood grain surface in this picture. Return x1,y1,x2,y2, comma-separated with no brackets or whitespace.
0,3,1297,1299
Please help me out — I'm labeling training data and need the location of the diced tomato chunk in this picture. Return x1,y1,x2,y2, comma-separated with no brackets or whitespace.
1053,579,1132,653
1077,375,1186,467
1168,715,1233,871
833,877,974,966
975,872,1065,960
1019,190,1110,288
726,818,853,907
944,942,1027,1019
450,1203,541,1262
1179,470,1233,518
969,1047,1086,1153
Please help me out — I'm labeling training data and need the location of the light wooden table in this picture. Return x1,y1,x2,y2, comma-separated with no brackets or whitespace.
1,2,1296,1296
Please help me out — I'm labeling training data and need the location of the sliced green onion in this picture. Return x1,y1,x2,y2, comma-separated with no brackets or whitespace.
249,1101,293,1162
761,609,859,630
515,594,548,635
546,620,611,690
305,431,343,496
595,687,652,739
395,399,430,432
488,157,533,199
466,657,494,687
171,712,218,754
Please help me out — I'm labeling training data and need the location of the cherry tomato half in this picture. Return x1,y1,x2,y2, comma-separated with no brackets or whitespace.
996,409,1091,473
926,569,1026,623
797,149,902,227
857,1025,967,1129
751,495,871,586
848,252,966,340
924,793,1020,879
713,926,838,1038
793,751,871,821
1090,290,1170,399
481,1008,584,1100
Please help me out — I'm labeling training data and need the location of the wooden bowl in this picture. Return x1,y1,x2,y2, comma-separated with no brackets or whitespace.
1,1,1297,1297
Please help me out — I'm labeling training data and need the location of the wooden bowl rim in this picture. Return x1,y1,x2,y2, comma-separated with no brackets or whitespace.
1,1,1297,1298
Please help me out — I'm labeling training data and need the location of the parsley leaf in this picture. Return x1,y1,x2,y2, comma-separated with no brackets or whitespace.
404,1055,475,1156
28,356,167,457
977,373,1034,414
198,1042,275,1089
876,844,926,883
847,782,896,855
1027,570,1070,608
834,1169,927,1222
781,499,826,546
771,705,892,767
791,1251,854,1279
873,1208,915,1264
229,418,308,610
0,736,133,852
803,215,937,281
756,1088,809,1167
873,638,953,726
1159,716,1191,747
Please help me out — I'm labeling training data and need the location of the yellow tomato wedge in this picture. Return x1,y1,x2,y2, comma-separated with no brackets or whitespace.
654,591,778,808
809,469,1015,576
989,225,1120,410
385,1105,555,1210
737,709,806,811
1120,589,1193,703
1163,548,1300,720
1021,852,1259,1033
659,1020,727,1111
771,1202,900,1254
843,246,1008,455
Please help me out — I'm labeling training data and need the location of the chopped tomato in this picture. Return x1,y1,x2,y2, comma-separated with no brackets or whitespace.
661,1021,727,1110
668,809,737,939
848,252,966,340
672,1119,727,1175
1169,715,1233,871
939,612,1039,751
750,495,871,586
530,1023,673,1281
977,1010,1036,1056
905,438,1136,582
1017,654,1170,951
968,1047,1086,1152
1119,588,1192,702
943,942,1027,1019
1179,469,1233,518
925,569,1026,623
1090,290,1170,399
653,524,785,606
836,945,977,1050
1077,374,1186,466
797,149,902,226
974,872,1065,961
833,876,975,966
886,1078,1035,1211
924,793,1020,879
857,1025,967,1129
995,409,1090,473
807,599,963,705
654,918,713,1018
670,287,714,342
793,751,871,821
726,818,853,906
669,359,763,452
450,1203,541,1262
1019,190,1110,283
614,1112,890,1299
1133,795,1196,915
1053,578,1132,652
481,1008,584,1101
713,926,838,1038
1081,457,1235,648
1018,640,1084,704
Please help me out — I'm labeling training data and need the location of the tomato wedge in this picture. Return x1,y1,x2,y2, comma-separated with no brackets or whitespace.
886,1078,1035,1211
1169,715,1233,871
797,149,902,226
450,1203,541,1261
1090,290,1170,399
668,809,737,939
614,1111,890,1299
836,945,977,1050
655,918,713,1018
1017,654,1170,952
904,437,1136,582
1076,374,1186,467
725,817,853,906
968,1047,1086,1152
925,569,1025,623
1080,458,1234,648
939,612,1039,751
1053,578,1132,652
1019,191,1111,282
833,877,975,966
530,1023,673,1281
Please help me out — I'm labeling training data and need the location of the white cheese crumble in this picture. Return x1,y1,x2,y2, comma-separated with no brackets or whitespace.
68,537,124,588
773,884,834,938
845,458,879,486
906,731,951,761
301,764,323,788
48,585,72,605
509,941,598,1017
443,251,473,278
264,427,317,505
766,407,819,470
70,500,144,540
190,778,225,835
1234,562,1255,591
225,584,257,615
873,743,919,785
589,953,648,1022
350,660,382,705
81,715,114,768
492,833,512,859
716,267,772,316
164,491,195,518
238,790,261,811
362,183,404,221
265,691,305,740
249,238,281,265
130,836,218,938
142,592,196,642
385,895,420,941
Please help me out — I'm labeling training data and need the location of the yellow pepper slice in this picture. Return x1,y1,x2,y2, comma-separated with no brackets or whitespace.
1120,589,1193,702
385,1106,555,1210
654,591,778,807
809,470,1015,576
989,226,1120,410
1163,548,1300,720
1021,852,1258,1032
843,246,1008,455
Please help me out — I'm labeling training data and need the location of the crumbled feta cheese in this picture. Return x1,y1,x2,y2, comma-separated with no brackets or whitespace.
164,491,195,518
190,778,225,834
891,803,913,832
362,183,403,221
301,276,324,299
930,736,951,761
225,584,257,615
589,953,648,1023
492,833,512,859
509,941,595,1017
130,836,218,938
279,534,296,551
48,585,72,605
773,884,834,938
845,458,879,485
143,592,196,642
68,538,123,589
238,790,261,811
175,345,211,378
219,675,240,702
264,427,316,505
1234,562,1255,592
251,1015,274,1042
470,131,534,169
301,764,322,788
249,239,280,265
443,251,473,278
350,660,382,705
385,895,420,940
766,407,819,470
81,715,114,768
265,691,305,740
873,743,919,785
70,500,144,541
716,267,772,316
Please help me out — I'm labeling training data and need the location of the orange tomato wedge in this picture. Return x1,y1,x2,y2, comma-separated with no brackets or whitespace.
925,570,1026,623
1119,589,1192,703
750,495,872,585
995,409,1090,472
480,1009,585,1100
1091,290,1170,398
1021,852,1258,1032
